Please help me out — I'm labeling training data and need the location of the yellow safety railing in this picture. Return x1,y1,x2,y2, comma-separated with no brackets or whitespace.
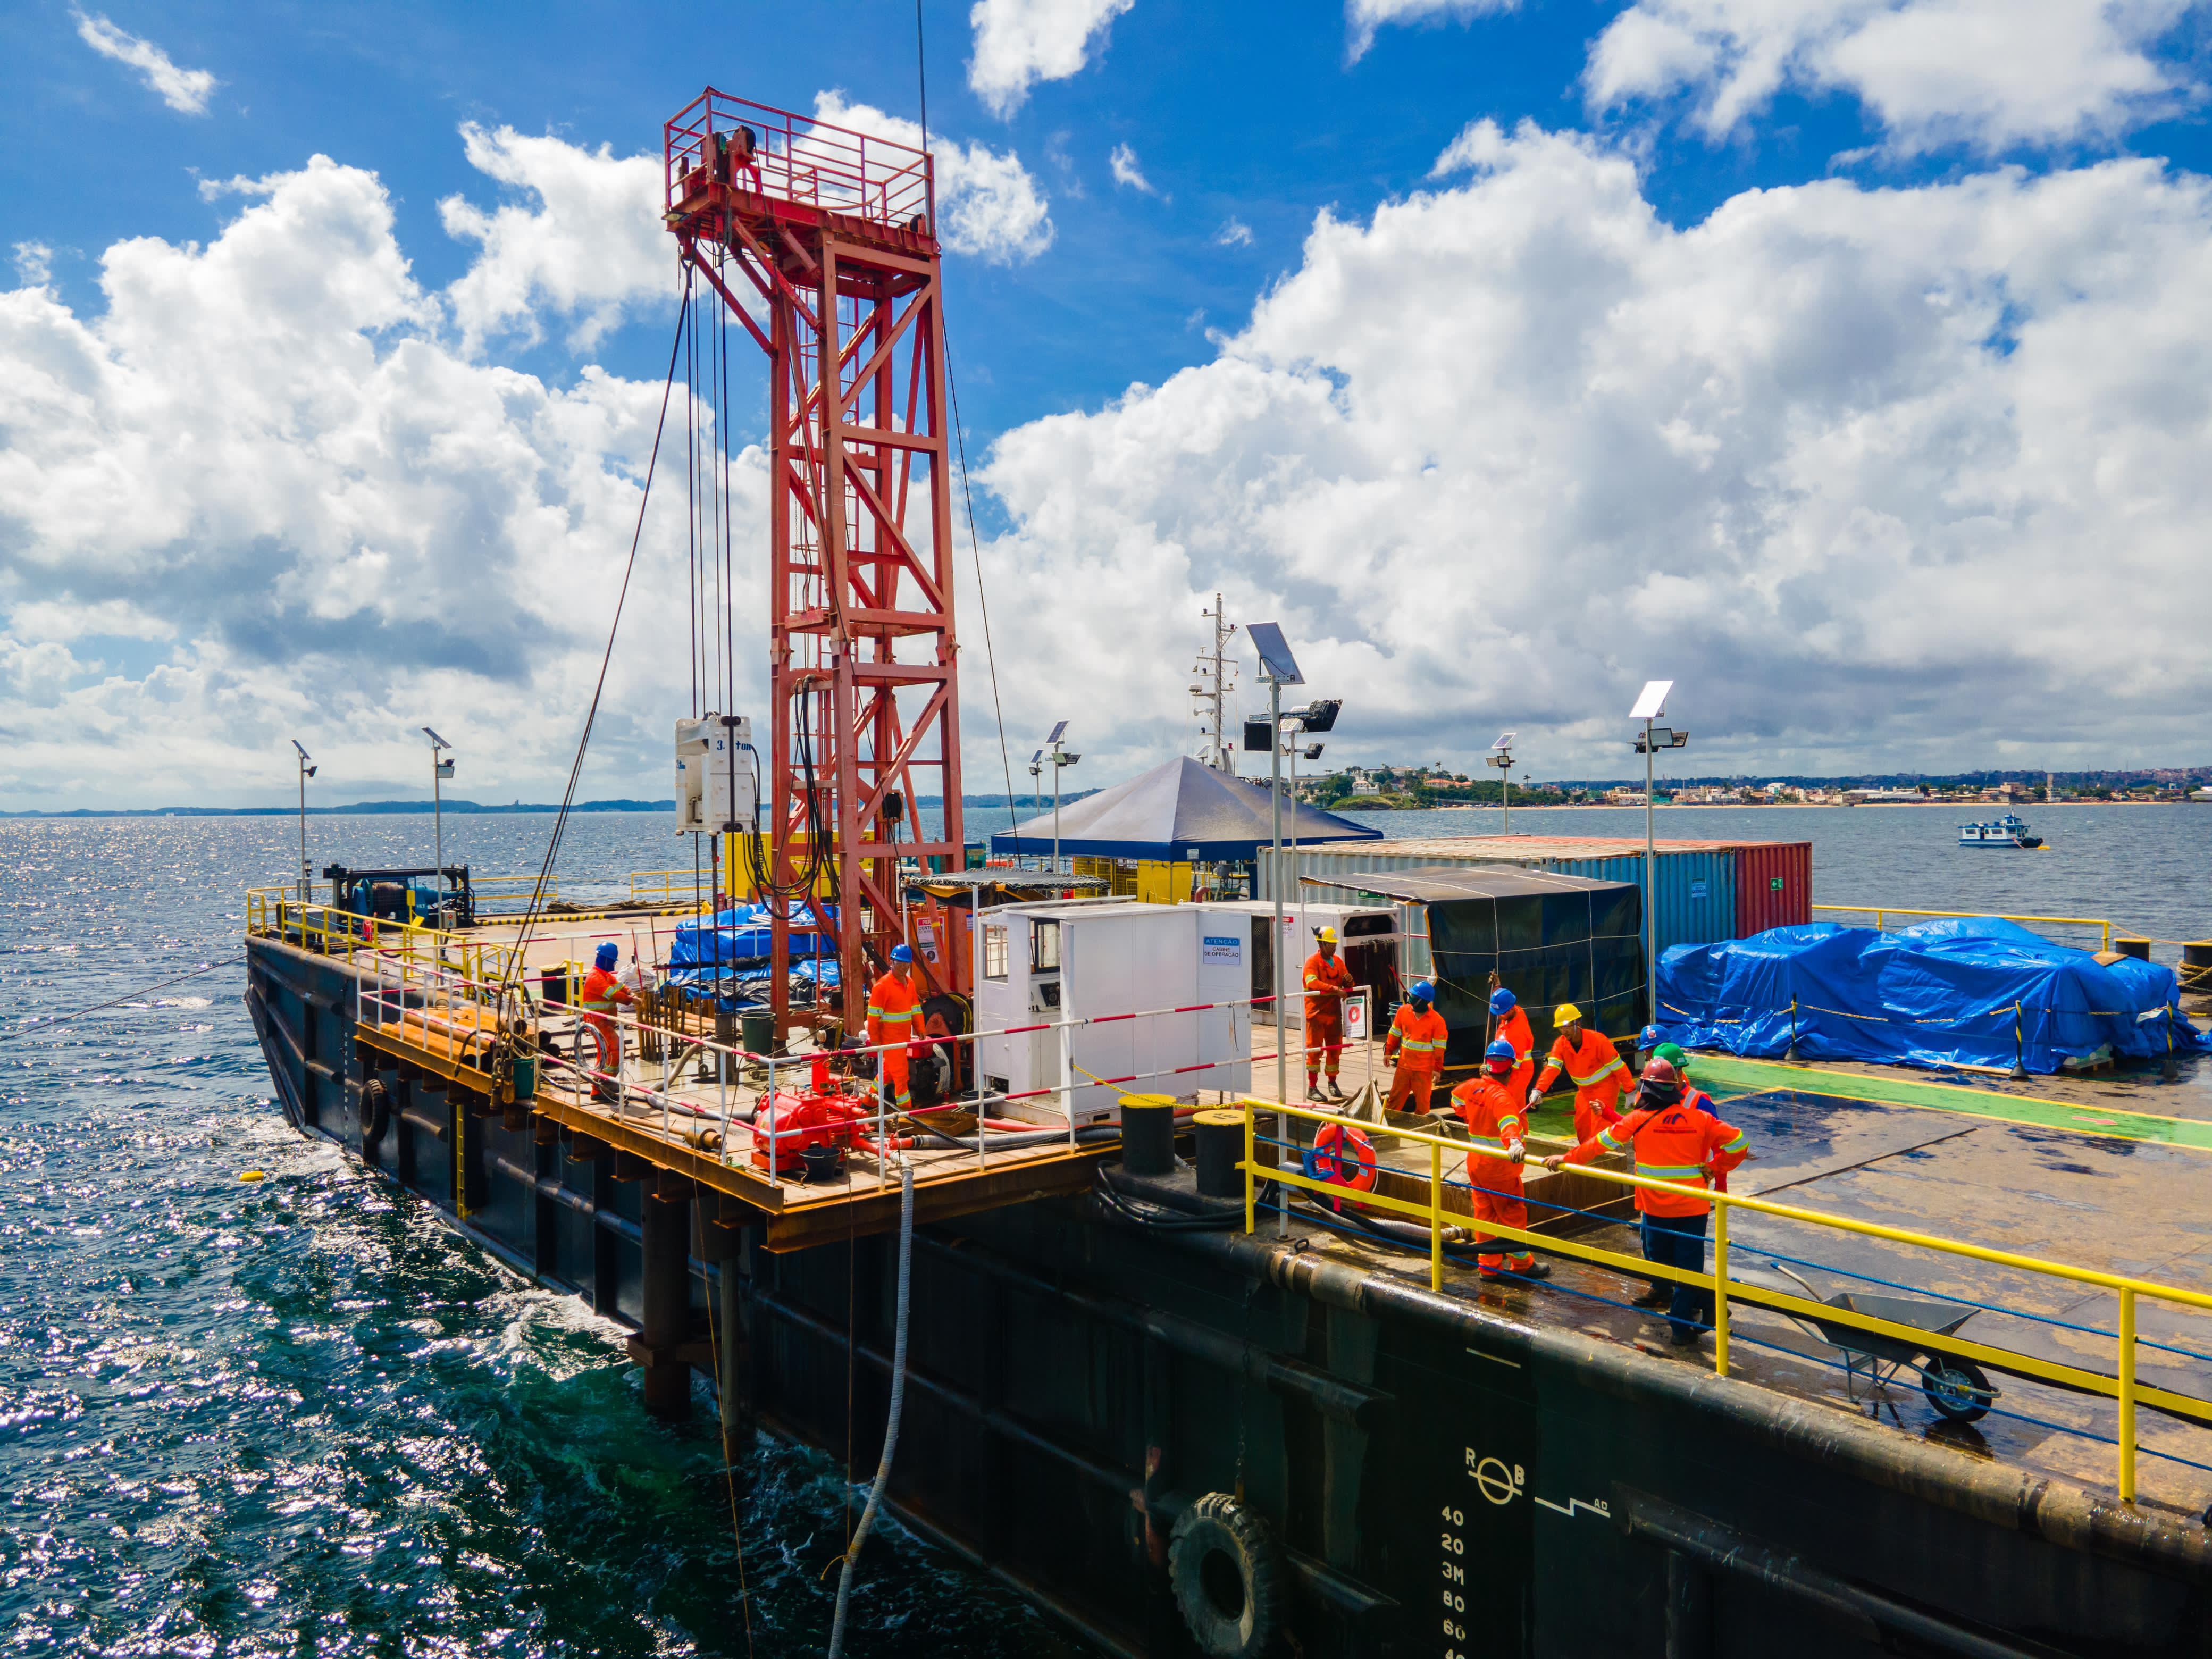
472,873,556,914
1241,1095,2212,1503
1813,904,2113,954
628,869,703,904
245,887,525,989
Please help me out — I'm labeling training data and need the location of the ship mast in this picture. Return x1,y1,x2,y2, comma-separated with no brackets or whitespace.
1192,594,1239,775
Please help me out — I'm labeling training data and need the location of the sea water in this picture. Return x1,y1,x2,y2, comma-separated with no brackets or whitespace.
4,802,2207,1653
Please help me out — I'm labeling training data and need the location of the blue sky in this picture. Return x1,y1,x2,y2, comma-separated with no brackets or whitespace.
5,0,2212,806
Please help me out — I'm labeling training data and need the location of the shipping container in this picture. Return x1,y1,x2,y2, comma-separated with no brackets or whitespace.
1256,835,1786,958
1733,839,1812,934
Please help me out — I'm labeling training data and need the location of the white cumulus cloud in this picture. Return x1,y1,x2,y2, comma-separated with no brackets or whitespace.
0,153,751,808
1346,0,1519,62
960,118,2212,781
439,123,668,355
1216,217,1254,247
1109,141,1159,195
815,93,1053,264
73,11,216,115
968,0,1135,116
1586,0,2198,154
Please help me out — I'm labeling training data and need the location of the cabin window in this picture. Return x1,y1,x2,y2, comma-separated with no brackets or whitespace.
1032,918,1061,973
982,923,1009,981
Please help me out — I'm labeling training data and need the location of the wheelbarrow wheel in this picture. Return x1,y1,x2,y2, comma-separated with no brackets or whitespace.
1921,1359,1994,1422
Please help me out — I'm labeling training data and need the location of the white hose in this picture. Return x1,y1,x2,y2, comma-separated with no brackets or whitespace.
826,1158,913,1659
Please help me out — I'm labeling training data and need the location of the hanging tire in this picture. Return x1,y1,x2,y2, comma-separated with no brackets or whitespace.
1921,1359,1995,1423
358,1077,392,1155
1169,1492,1284,1659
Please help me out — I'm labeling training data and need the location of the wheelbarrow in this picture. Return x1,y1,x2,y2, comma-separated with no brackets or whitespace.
1748,1262,1999,1423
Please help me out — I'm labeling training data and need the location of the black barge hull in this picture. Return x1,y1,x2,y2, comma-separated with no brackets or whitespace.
248,935,2212,1658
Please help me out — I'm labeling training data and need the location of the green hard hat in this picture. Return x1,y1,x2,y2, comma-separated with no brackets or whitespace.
1655,1042,1688,1067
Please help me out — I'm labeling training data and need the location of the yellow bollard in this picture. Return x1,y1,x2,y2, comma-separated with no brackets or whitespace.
1243,1101,1256,1236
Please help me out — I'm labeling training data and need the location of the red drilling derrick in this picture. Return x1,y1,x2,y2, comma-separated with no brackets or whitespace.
664,90,965,1034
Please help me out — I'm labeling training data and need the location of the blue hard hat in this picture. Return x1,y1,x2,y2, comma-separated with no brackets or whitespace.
594,942,618,968
1639,1023,1663,1048
1484,1038,1516,1063
1489,988,1516,1015
1410,980,1435,1003
890,943,915,963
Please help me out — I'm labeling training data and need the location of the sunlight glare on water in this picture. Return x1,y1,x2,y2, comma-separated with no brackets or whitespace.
0,814,1060,1657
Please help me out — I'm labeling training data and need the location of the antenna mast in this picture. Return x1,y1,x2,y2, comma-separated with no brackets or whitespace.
1192,594,1239,774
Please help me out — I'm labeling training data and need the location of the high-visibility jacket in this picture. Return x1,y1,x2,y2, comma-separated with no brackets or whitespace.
1303,950,1357,1025
1450,1074,1527,1195
580,967,632,1017
867,970,921,1050
1494,1004,1535,1092
1564,1100,1748,1218
1536,1028,1627,1113
1386,1003,1448,1074
1681,1083,1727,1192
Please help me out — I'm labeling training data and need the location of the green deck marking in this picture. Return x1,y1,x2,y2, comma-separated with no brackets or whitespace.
1682,1053,2212,1151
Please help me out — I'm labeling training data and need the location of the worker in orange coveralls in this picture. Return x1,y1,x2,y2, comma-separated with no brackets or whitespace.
1449,1039,1553,1281
1530,1003,1629,1142
867,944,921,1113
1545,1055,1750,1346
1382,981,1448,1115
1302,926,1358,1101
1488,986,1535,1102
579,941,633,1102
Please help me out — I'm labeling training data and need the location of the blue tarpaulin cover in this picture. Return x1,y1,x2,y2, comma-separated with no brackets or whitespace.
986,755,1382,861
666,903,836,979
1656,917,2209,1074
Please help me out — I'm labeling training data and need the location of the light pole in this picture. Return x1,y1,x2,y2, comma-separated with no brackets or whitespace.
291,740,317,902
1630,682,1688,1023
423,727,454,921
1247,624,1310,1236
1026,749,1044,869
1487,731,1516,833
1045,721,1079,872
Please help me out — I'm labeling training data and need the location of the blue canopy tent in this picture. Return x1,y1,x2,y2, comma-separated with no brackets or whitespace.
986,755,1382,861
1656,917,2210,1074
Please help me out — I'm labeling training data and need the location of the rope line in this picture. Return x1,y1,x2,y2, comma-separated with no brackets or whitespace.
0,957,246,1043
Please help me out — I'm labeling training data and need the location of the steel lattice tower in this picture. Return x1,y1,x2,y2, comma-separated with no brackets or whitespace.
666,91,965,1028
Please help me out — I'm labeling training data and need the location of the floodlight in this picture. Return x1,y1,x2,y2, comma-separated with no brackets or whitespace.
435,759,455,778
1243,718,1273,752
1247,621,1304,686
423,726,451,750
1302,743,1324,760
1294,696,1342,733
1630,680,1672,721
1058,752,1082,766
1047,720,1069,743
305,765,317,778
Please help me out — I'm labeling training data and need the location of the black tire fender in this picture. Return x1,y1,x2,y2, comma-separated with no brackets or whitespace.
358,1077,392,1154
1168,1492,1283,1658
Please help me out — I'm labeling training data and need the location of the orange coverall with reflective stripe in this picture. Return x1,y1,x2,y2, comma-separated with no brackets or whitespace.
1303,950,1356,1082
1536,1027,1628,1142
1450,1073,1532,1270
867,970,921,1108
1385,1002,1448,1115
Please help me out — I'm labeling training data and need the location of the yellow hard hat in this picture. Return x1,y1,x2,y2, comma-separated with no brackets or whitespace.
1317,926,1339,943
1554,1002,1584,1026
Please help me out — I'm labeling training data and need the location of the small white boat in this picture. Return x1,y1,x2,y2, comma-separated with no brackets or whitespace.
1958,814,2043,849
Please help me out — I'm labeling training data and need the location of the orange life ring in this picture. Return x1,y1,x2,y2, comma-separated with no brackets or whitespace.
1304,1121,1378,1212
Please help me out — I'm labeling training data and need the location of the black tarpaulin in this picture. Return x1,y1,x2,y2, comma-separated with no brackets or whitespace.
1302,866,1645,1066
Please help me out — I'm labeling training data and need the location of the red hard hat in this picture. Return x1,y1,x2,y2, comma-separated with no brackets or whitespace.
1640,1055,1679,1087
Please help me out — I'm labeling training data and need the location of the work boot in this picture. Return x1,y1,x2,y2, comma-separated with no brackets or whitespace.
1326,1078,1345,1101
1305,1074,1319,1099
1668,1325,1704,1348
1631,1286,1671,1309
1515,1260,1553,1281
